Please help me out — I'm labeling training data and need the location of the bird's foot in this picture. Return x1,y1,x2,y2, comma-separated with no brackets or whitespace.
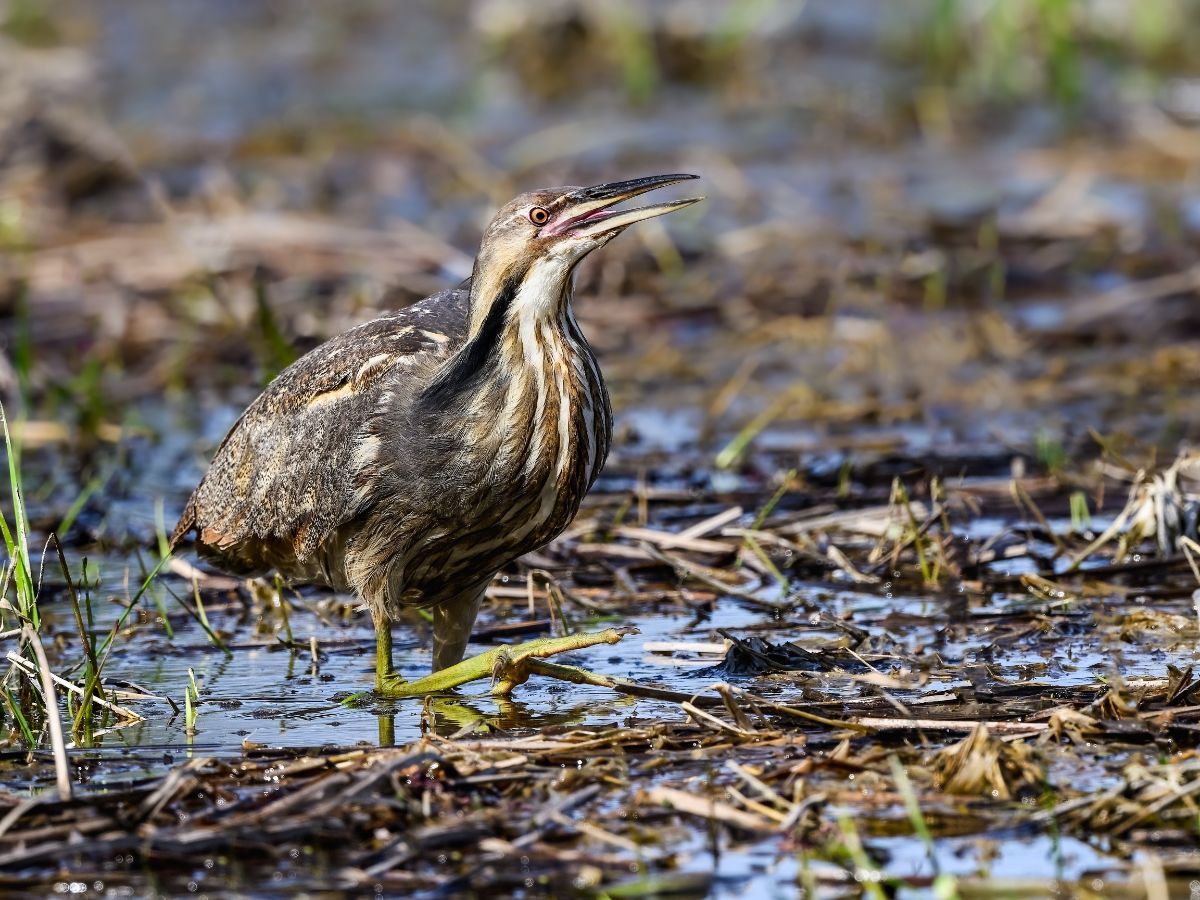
374,670,411,698
489,649,528,696
340,670,411,705
481,627,639,697
360,627,640,699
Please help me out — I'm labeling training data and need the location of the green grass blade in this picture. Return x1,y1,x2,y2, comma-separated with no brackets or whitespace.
3,686,36,746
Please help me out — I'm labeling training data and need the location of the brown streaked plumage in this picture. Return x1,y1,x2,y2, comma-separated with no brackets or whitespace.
171,174,702,690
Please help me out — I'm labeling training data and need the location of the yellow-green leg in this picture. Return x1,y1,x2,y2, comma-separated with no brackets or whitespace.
346,626,637,704
378,627,637,698
433,583,486,671
377,713,395,747
374,614,408,694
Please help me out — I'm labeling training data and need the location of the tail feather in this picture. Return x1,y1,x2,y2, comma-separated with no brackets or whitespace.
169,496,197,550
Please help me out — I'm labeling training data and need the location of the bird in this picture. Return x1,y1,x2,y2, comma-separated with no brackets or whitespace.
171,174,702,694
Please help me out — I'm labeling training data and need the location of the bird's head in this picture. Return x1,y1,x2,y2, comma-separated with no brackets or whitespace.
467,174,701,335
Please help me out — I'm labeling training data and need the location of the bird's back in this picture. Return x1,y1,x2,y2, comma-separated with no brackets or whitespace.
171,283,472,579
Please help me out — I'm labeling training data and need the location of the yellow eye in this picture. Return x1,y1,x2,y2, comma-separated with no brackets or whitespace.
529,206,550,226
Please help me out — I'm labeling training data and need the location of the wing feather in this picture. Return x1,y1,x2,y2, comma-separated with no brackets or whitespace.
171,284,470,573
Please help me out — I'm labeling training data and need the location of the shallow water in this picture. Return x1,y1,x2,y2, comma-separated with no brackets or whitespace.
30,541,1200,758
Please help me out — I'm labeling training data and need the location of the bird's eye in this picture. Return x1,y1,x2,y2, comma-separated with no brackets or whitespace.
529,206,550,226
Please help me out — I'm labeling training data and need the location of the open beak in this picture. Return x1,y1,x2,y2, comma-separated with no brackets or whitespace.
547,174,702,238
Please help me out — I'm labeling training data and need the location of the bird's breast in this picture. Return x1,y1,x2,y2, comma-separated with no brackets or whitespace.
346,308,612,612
404,322,610,586
472,327,608,542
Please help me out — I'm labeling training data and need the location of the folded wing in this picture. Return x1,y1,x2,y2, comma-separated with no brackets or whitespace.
171,284,470,574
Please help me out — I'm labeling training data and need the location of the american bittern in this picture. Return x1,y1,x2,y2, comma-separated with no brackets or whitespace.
171,174,701,694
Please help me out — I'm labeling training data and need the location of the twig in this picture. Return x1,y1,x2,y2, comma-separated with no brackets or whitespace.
615,525,731,555
642,544,786,610
547,810,640,852
725,685,868,731
6,652,144,721
22,627,72,802
682,701,759,738
852,716,1047,735
1110,775,1200,837
725,759,795,813
679,506,743,539
0,796,39,840
646,785,776,833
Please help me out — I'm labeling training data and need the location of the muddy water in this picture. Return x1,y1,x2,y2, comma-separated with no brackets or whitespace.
33,524,1192,755
27,574,1155,893
36,594,763,752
